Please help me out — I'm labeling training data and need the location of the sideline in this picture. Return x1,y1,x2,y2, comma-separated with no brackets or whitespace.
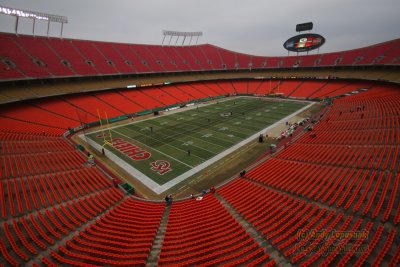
80,98,315,194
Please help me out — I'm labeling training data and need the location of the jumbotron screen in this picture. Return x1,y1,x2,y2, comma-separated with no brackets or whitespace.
283,33,325,52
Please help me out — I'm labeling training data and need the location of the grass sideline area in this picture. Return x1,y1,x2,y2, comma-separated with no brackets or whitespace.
84,97,309,192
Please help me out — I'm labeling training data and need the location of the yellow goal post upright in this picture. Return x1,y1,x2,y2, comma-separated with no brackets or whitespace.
97,109,113,148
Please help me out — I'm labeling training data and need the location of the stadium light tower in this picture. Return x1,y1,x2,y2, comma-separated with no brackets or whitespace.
0,5,68,38
162,30,203,46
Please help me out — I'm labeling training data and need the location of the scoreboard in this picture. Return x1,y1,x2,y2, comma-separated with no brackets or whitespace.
283,33,325,52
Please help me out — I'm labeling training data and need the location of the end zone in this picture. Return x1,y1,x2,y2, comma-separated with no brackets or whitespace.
79,100,315,195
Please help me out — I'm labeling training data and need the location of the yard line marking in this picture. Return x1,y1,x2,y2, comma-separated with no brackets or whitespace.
118,127,208,162
178,141,218,157
199,129,240,142
181,141,194,146
114,129,196,168
132,99,265,142
84,96,313,194
187,135,226,149
153,101,315,194
210,125,254,137
131,120,241,148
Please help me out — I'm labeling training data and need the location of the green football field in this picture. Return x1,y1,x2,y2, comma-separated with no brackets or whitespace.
86,97,308,190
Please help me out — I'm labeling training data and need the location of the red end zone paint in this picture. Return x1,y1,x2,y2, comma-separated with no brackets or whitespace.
96,135,173,175
112,137,151,160
95,134,151,161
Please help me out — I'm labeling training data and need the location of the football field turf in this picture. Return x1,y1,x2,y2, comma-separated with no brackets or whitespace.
84,97,310,193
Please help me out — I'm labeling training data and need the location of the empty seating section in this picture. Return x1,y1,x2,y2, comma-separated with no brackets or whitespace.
0,34,50,79
338,47,369,66
281,56,298,68
1,148,84,178
218,178,398,265
319,51,343,66
34,98,95,124
131,44,164,73
200,45,223,70
278,139,398,167
93,91,144,114
245,86,400,224
247,80,263,95
146,46,179,72
0,116,64,136
160,47,192,71
62,94,124,119
171,46,202,71
1,33,399,81
256,80,281,95
172,84,209,101
190,84,215,99
0,188,123,266
215,81,236,95
265,57,281,68
142,88,179,107
0,123,128,266
190,83,221,97
235,52,252,69
71,40,116,74
49,198,163,266
94,42,135,74
273,80,302,96
250,56,268,69
118,89,160,110
13,36,75,77
0,103,78,131
299,54,321,67
232,80,248,94
309,81,352,98
184,45,210,70
379,45,400,65
45,39,97,76
198,81,230,95
1,168,116,216
289,81,327,98
158,85,192,102
159,195,274,266
112,43,149,73
218,48,236,69
0,134,120,218
357,40,400,65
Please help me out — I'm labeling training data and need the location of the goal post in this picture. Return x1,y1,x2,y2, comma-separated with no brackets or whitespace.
97,109,113,147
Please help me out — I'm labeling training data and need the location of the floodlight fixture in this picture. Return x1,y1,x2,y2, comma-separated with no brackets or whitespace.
0,6,68,37
162,30,203,46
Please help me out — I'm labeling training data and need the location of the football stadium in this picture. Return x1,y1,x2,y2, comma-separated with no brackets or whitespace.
0,2,399,267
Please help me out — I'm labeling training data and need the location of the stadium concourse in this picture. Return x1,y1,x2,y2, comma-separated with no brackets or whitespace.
0,32,399,266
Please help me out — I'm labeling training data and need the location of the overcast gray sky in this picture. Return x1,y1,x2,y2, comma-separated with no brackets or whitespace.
0,0,399,56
